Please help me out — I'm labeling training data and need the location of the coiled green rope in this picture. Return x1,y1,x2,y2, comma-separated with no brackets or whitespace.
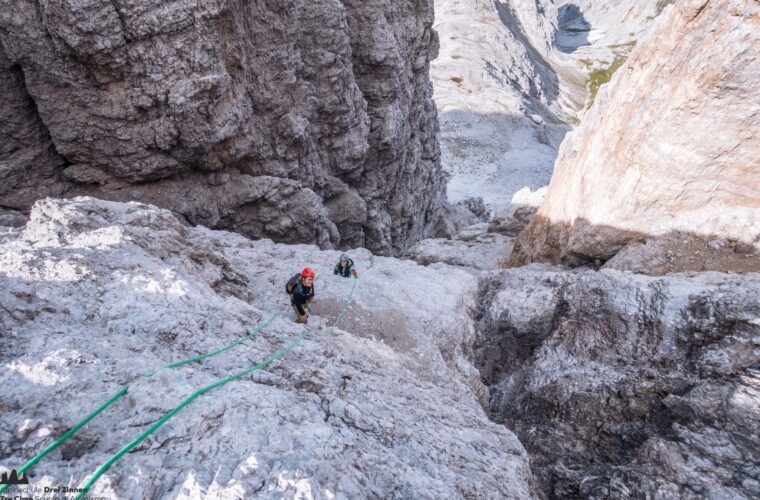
75,277,358,499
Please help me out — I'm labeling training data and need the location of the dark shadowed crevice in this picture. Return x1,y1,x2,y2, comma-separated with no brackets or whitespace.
0,41,68,209
470,268,760,498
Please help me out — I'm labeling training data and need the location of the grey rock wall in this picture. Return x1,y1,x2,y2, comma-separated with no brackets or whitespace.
0,0,445,255
476,266,760,498
0,43,67,209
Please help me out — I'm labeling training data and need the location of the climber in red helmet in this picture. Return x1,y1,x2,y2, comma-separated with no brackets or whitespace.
286,267,316,324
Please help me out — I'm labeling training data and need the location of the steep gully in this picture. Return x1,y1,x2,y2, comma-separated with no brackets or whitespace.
428,1,759,499
469,267,759,498
1,1,756,498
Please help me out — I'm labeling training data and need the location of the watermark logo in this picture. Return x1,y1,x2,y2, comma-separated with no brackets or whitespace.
0,469,28,485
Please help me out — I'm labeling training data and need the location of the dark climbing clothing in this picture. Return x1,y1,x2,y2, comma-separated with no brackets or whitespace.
334,258,355,278
290,280,314,316
285,273,301,294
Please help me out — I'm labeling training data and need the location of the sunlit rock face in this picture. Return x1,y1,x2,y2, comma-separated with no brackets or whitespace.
0,0,445,255
512,0,760,273
431,0,574,213
429,0,667,214
0,196,540,498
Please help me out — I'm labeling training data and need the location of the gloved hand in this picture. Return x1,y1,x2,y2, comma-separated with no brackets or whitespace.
351,269,358,277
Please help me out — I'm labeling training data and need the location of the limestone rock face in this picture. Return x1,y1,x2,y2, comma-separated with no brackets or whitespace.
0,0,445,255
0,197,539,498
431,0,573,212
430,0,667,212
512,0,760,272
477,265,760,498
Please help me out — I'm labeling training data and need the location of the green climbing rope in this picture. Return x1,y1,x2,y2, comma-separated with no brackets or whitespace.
75,277,358,499
149,312,280,375
0,312,279,494
0,387,128,495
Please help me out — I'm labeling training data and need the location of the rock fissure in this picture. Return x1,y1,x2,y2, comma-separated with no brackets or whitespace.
471,266,760,498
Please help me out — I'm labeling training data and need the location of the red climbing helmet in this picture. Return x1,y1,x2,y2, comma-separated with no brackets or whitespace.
301,267,315,278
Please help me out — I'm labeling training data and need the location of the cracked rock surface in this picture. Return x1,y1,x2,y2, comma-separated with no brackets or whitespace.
476,265,760,499
0,197,538,499
0,0,445,255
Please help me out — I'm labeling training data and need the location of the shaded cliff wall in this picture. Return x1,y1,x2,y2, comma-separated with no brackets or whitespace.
0,0,445,255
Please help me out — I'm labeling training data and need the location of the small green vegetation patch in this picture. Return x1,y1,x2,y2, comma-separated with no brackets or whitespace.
587,54,627,107
609,40,636,51
656,0,675,15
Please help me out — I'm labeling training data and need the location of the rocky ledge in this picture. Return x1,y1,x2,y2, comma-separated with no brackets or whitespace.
0,197,538,499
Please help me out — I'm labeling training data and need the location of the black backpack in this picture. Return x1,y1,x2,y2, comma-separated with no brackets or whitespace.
285,273,301,294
